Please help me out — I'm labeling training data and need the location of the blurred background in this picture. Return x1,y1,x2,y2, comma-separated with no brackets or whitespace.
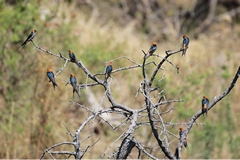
0,0,240,159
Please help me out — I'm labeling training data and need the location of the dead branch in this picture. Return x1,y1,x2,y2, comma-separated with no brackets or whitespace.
174,66,240,159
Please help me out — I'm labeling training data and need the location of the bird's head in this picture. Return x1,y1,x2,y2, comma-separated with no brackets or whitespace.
152,42,157,46
183,35,187,38
32,29,36,33
70,73,75,77
109,62,113,66
47,68,51,72
69,50,73,54
179,128,184,131
203,96,207,99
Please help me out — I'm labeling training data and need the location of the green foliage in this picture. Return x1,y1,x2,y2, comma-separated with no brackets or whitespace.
0,1,239,159
176,103,195,118
229,136,240,158
186,72,204,85
153,76,167,89
221,65,231,79
190,123,216,158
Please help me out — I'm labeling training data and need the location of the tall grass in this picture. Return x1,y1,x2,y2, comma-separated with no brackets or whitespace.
0,1,240,158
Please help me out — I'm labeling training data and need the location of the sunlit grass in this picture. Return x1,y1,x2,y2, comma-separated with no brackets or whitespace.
1,1,240,159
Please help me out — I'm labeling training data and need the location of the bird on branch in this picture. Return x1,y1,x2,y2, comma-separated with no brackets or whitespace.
68,50,81,67
176,64,180,74
179,128,188,148
182,35,190,56
105,62,113,82
22,29,37,47
202,96,209,117
148,42,157,56
46,68,61,91
69,74,80,98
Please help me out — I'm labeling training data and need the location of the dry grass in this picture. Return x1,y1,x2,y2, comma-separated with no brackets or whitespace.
1,1,240,159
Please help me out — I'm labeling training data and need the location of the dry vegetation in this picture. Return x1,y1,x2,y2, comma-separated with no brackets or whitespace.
0,0,240,159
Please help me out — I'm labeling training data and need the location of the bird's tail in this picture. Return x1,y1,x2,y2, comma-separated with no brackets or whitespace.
76,90,80,98
184,139,188,148
21,41,27,47
104,74,109,82
182,50,186,56
53,82,62,91
52,83,56,91
73,88,80,98
56,85,62,91
202,108,206,117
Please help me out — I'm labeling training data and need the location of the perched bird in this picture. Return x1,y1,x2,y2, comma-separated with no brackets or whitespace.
69,50,77,62
46,68,61,91
148,42,157,56
176,64,180,74
182,35,190,56
70,74,80,98
105,62,113,82
69,50,81,67
179,128,188,148
202,96,209,117
22,29,37,47
179,128,184,137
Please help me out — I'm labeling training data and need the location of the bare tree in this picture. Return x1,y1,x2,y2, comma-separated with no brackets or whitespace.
26,38,240,159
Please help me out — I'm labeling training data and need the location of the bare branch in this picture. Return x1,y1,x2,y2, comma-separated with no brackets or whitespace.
101,132,125,158
174,66,240,159
80,137,101,159
47,151,75,156
62,122,74,137
154,98,184,108
149,49,182,86
31,41,68,60
116,134,136,159
134,139,158,160
40,142,75,159
55,58,69,77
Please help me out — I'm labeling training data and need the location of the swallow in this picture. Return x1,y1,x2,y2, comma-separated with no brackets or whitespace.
46,68,61,91
105,62,113,82
179,128,188,148
176,64,179,74
202,96,209,117
148,42,157,56
22,29,37,47
69,50,81,67
182,35,190,56
179,128,184,137
70,74,80,98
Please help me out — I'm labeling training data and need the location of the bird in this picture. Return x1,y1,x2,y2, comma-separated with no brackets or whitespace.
179,128,184,137
22,29,37,47
46,68,61,91
148,42,157,56
69,50,76,62
69,74,80,98
176,64,180,74
179,128,188,148
68,50,81,67
105,62,113,82
182,35,190,56
202,96,209,117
